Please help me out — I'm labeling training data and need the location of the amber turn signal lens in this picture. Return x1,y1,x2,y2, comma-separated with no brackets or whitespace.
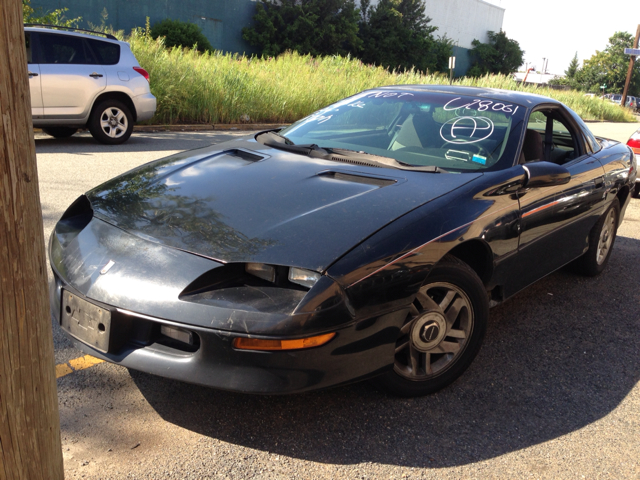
233,332,336,351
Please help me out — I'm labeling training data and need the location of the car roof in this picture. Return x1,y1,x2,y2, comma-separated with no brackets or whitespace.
374,84,562,108
24,25,123,45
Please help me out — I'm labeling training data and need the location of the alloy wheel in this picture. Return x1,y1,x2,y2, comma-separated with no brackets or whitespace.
100,106,129,139
394,282,474,380
596,208,616,265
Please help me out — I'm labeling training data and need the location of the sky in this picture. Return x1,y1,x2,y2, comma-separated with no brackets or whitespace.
482,0,639,75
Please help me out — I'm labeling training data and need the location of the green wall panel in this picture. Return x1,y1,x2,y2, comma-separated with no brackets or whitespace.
452,46,471,77
30,0,259,54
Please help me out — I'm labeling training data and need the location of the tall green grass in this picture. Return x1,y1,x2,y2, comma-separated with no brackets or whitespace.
125,31,635,124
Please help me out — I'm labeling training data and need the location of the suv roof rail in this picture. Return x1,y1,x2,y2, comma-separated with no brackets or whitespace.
23,24,118,41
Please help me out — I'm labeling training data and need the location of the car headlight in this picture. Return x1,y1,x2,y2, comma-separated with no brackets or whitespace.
288,267,321,289
245,263,322,289
245,263,276,282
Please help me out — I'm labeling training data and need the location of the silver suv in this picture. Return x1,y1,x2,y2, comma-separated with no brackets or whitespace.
25,25,156,144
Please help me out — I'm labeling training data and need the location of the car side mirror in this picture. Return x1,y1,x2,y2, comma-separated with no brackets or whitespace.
522,162,571,188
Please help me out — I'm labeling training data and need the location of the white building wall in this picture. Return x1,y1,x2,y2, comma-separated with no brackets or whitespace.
368,0,505,50
425,0,505,48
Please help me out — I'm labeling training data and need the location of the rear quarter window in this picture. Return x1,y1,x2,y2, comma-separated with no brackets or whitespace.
86,39,120,65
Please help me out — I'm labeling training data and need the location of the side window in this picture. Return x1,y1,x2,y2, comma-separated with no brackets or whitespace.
38,34,95,65
522,110,581,165
25,33,34,64
567,107,600,153
86,39,120,65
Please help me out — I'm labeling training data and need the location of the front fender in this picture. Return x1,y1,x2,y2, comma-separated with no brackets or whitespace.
328,167,526,318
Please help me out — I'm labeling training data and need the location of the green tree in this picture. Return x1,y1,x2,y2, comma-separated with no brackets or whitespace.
468,30,524,76
22,0,81,27
243,0,361,57
576,31,640,94
565,52,579,79
358,0,438,73
432,35,455,72
151,19,213,52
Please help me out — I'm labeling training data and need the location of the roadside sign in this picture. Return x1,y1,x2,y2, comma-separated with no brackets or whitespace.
448,56,456,69
624,48,640,55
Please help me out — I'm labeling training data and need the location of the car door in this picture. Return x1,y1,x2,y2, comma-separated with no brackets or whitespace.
36,32,106,119
508,107,606,295
25,32,43,118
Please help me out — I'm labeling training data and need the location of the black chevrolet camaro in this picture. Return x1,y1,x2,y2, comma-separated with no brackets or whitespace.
50,86,636,396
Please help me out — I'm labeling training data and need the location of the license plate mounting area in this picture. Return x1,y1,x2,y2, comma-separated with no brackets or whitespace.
61,290,111,353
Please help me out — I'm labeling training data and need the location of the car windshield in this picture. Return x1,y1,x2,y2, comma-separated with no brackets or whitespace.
279,90,527,172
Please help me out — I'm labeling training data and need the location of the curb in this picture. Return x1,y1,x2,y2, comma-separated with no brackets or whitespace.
33,124,286,134
133,124,287,132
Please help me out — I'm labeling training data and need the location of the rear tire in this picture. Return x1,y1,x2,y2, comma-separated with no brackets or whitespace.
88,100,133,145
42,127,78,138
572,199,619,276
371,255,488,397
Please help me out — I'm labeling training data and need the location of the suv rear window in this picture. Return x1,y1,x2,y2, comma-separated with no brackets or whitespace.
37,33,120,65
86,38,120,65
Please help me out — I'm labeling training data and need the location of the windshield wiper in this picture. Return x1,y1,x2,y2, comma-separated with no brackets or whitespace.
256,132,447,172
328,148,448,173
256,130,292,145
256,131,330,157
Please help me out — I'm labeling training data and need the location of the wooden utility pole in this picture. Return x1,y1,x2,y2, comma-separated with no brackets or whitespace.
620,24,640,109
0,0,64,478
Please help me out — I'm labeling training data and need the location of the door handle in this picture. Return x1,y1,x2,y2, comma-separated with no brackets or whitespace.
89,72,103,78
28,71,38,77
594,176,604,188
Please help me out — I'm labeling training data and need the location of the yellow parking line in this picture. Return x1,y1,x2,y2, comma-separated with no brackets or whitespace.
56,355,105,379
55,363,74,378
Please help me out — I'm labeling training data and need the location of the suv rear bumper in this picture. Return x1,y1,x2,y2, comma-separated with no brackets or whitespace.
133,93,156,122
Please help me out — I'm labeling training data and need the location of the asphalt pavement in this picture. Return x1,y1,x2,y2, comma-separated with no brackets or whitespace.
36,126,640,479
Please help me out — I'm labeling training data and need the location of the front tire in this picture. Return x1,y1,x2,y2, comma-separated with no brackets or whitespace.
88,100,133,145
572,199,619,276
372,255,489,397
42,127,78,138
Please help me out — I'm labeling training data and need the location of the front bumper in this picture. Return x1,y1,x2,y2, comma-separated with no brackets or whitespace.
51,275,403,394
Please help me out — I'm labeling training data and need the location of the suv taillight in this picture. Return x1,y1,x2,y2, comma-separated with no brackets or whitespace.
627,134,640,153
133,67,149,82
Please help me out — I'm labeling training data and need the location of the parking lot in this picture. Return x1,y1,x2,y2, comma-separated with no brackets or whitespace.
38,125,640,479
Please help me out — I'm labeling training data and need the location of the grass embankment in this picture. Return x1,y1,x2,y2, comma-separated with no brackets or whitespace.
125,31,635,124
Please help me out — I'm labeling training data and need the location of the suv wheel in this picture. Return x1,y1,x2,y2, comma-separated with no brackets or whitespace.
42,127,78,138
89,100,133,145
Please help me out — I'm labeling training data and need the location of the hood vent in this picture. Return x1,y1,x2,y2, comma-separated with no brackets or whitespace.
318,171,397,187
223,149,265,162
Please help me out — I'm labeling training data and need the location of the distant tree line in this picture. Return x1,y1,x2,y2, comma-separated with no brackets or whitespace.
550,32,640,94
242,0,523,75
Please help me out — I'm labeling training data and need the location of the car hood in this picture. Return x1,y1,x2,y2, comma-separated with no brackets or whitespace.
87,137,482,271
